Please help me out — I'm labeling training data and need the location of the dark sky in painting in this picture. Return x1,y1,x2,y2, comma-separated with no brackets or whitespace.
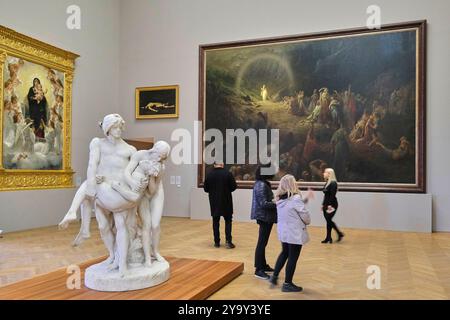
288,31,416,95
206,30,416,100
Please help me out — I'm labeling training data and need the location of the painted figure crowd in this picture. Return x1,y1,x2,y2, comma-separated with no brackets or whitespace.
230,83,414,183
2,57,64,169
285,85,413,179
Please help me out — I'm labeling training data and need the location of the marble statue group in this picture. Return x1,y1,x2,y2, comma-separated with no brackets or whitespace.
59,113,171,291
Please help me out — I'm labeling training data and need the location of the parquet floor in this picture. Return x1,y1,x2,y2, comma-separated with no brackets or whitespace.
1,217,450,300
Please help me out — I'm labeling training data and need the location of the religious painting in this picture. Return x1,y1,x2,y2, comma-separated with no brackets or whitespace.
135,85,179,119
0,25,78,191
2,56,65,170
198,21,426,192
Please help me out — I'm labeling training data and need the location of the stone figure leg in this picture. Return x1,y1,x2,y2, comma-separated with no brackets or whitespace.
95,205,115,265
149,183,165,262
125,208,142,266
138,198,152,267
126,208,138,243
72,199,93,247
114,210,129,277
57,180,93,247
59,181,87,229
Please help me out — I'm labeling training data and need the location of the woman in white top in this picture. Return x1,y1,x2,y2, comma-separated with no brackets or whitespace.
269,174,312,292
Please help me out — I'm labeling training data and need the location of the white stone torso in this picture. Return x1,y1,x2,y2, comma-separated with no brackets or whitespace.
96,138,135,183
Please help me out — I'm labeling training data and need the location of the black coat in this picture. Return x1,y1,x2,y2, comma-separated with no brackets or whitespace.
250,180,277,223
322,181,338,209
203,167,237,217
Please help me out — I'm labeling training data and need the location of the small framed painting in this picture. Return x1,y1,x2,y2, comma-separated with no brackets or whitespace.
135,85,179,119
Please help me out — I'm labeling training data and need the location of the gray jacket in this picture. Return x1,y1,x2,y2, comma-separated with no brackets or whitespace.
276,194,311,245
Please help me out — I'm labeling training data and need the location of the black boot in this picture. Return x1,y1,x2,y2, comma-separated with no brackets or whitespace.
321,238,332,244
337,232,345,242
282,282,303,292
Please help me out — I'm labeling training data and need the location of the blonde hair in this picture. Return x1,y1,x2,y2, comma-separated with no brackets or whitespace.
276,174,301,200
325,168,338,187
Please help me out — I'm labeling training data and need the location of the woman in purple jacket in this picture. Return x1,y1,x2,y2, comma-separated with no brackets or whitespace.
269,174,312,292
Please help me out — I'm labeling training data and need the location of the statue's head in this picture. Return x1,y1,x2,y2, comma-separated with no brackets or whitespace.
152,141,171,161
100,114,125,138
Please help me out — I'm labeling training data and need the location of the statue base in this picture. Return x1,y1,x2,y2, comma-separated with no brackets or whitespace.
84,259,170,292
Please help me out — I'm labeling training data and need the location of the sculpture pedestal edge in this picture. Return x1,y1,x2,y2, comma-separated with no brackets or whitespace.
84,260,170,292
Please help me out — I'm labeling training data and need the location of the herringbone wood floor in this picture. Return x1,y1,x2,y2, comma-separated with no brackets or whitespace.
1,217,450,300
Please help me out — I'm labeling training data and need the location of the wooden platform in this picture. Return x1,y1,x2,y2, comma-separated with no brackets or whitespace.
0,256,244,300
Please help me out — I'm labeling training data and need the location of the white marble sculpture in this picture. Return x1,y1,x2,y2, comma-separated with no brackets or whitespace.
58,114,171,291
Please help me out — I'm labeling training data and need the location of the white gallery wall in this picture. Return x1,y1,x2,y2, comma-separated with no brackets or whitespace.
118,0,450,231
191,189,433,232
1,0,449,232
0,0,120,232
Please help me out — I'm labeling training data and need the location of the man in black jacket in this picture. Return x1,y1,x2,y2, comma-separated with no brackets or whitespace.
203,161,237,248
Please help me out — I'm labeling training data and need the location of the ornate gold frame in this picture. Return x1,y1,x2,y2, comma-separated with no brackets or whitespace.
0,25,79,191
135,85,179,119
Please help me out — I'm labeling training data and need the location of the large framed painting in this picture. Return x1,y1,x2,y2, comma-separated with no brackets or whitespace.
135,85,179,119
0,25,78,191
198,21,426,192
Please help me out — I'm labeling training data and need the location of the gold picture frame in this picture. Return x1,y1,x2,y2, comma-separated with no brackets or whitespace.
0,25,79,191
135,85,179,119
